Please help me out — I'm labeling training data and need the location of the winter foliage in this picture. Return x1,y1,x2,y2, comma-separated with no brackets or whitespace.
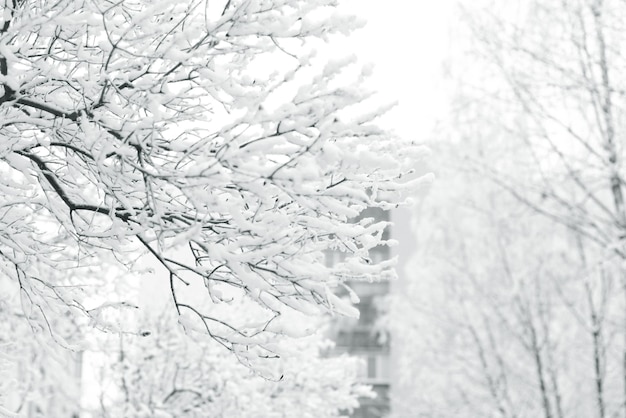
94,309,372,418
0,0,425,349
0,0,429,415
392,0,626,416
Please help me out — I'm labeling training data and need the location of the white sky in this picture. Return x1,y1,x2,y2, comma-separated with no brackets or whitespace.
341,0,454,142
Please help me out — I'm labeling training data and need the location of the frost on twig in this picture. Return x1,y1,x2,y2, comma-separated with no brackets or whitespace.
0,0,430,357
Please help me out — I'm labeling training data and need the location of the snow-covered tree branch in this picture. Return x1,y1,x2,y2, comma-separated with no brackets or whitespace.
0,0,428,360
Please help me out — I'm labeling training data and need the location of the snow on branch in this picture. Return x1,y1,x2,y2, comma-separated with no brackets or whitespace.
0,0,430,357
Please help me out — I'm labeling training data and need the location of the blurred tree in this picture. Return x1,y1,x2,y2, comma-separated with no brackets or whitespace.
391,155,622,417
91,308,372,418
460,1,626,414
0,293,83,418
392,0,626,416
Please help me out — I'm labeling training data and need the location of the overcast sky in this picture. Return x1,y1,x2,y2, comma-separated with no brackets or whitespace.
342,1,454,142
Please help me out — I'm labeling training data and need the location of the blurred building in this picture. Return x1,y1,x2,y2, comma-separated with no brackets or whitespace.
327,208,392,418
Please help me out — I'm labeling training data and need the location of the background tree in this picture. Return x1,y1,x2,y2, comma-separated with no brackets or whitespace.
391,153,623,417
89,307,372,418
391,0,626,416
0,283,83,418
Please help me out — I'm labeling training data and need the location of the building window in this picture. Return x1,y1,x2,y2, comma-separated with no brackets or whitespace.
367,356,377,379
356,353,390,384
